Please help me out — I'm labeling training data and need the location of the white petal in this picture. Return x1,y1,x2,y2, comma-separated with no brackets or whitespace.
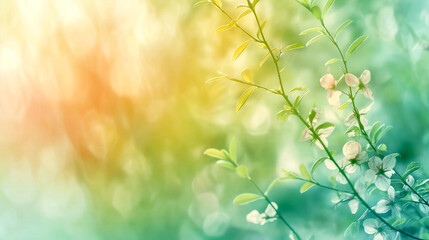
336,173,347,184
346,164,358,173
264,202,278,217
345,73,359,87
375,199,390,213
327,89,342,108
382,154,397,170
411,193,419,202
343,140,361,159
348,199,359,214
300,128,313,141
315,138,326,150
387,186,395,200
374,233,384,240
362,87,374,101
363,219,379,234
368,156,382,170
318,126,335,138
420,204,429,213
344,113,357,126
360,102,374,114
324,159,337,170
364,169,377,183
246,210,261,224
360,70,371,85
320,73,336,89
375,175,391,191
405,175,415,188
357,151,368,163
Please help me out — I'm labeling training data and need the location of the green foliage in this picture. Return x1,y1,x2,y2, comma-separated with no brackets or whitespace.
233,193,263,205
346,35,368,58
236,87,257,112
403,162,421,179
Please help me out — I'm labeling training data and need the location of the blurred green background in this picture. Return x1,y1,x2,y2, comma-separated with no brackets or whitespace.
0,0,428,239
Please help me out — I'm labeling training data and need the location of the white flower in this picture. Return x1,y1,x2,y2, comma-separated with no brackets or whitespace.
375,186,400,216
411,193,429,213
345,73,360,87
359,70,374,101
364,154,396,191
341,141,368,173
403,175,415,190
363,219,386,240
343,141,361,159
301,124,335,150
320,69,342,108
345,102,374,127
246,202,278,225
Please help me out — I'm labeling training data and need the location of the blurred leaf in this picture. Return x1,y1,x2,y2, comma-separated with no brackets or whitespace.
236,86,257,112
315,122,334,131
229,138,237,163
236,4,248,8
344,222,358,237
311,156,328,176
233,193,263,205
375,126,392,143
204,148,226,159
369,121,380,142
289,87,308,93
421,216,429,225
265,178,281,195
338,101,351,110
241,69,253,83
216,20,236,33
322,0,335,19
325,58,341,66
212,0,222,7
330,175,336,187
306,34,324,47
283,43,304,52
299,28,324,35
194,1,211,8
277,110,292,122
295,0,310,10
236,165,249,178
205,76,224,83
233,40,252,61
310,6,322,20
378,144,387,151
334,20,353,39
236,9,252,22
309,109,317,124
345,125,360,134
392,218,407,227
300,164,311,180
252,0,260,8
257,21,267,38
403,162,421,179
216,160,235,169
346,35,368,58
282,169,300,179
260,52,271,66
300,182,315,193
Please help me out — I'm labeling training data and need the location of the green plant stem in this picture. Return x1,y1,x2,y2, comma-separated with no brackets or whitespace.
320,20,429,209
249,178,302,240
213,3,261,43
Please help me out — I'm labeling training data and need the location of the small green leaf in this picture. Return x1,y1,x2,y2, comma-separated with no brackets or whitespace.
375,126,392,143
257,21,267,38
236,9,252,22
324,58,341,66
236,86,257,112
300,182,315,193
300,164,311,180
346,35,368,58
289,87,308,93
306,33,324,47
369,121,380,142
378,144,387,151
403,162,421,179
310,6,322,20
345,125,360,134
283,43,304,52
421,216,429,225
265,178,281,195
233,40,252,61
322,0,335,19
299,28,324,35
315,122,334,131
277,109,291,122
260,52,271,66
236,165,249,178
216,20,236,33
330,175,336,187
233,193,263,205
204,148,226,159
334,20,353,39
392,218,407,227
311,156,328,176
295,0,310,10
241,69,253,83
309,109,317,124
216,160,235,169
282,169,300,179
344,222,358,237
193,1,211,8
229,138,237,163
338,101,351,110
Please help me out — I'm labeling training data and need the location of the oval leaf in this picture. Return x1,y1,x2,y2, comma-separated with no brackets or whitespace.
229,138,237,163
299,28,324,36
306,34,324,47
334,19,353,38
260,52,271,66
204,148,226,159
299,164,311,180
236,86,257,112
300,182,315,193
322,0,335,18
311,156,328,175
236,9,252,22
338,101,351,110
241,69,253,83
233,193,263,205
193,1,211,8
325,58,341,66
216,160,235,169
346,35,368,58
233,40,252,61
236,165,249,179
265,178,281,195
283,43,304,52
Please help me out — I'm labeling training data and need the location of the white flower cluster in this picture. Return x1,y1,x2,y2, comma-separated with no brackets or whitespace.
246,202,278,225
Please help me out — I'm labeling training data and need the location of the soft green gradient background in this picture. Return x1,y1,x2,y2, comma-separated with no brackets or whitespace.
0,0,428,239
